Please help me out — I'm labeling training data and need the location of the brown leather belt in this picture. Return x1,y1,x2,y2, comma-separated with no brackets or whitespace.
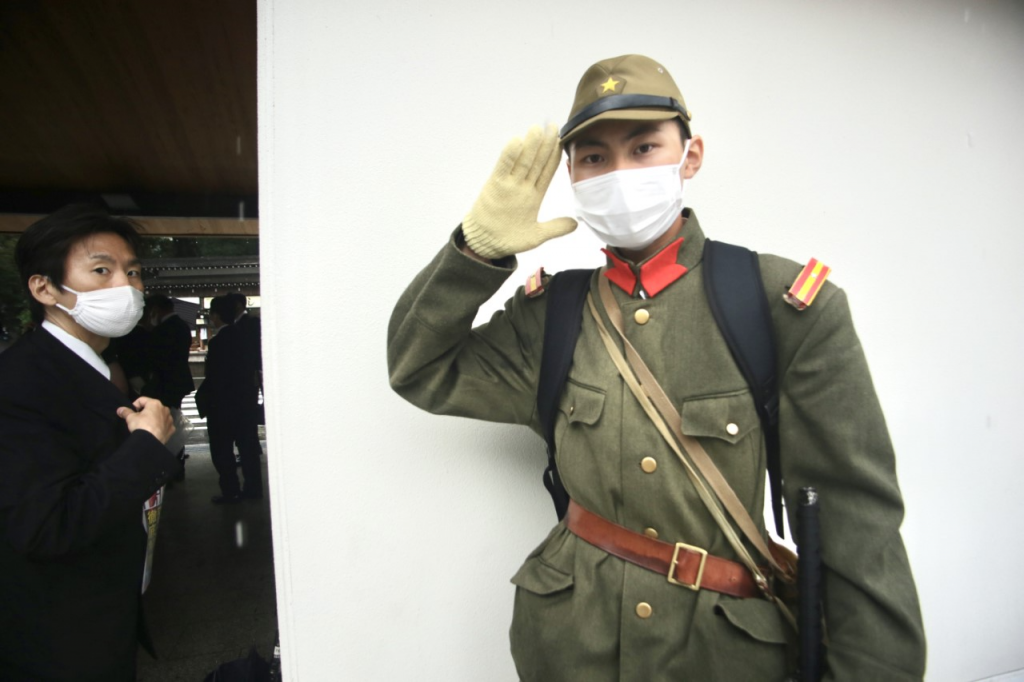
565,500,764,599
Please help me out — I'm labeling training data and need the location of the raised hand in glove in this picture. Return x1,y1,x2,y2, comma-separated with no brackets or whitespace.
462,125,577,260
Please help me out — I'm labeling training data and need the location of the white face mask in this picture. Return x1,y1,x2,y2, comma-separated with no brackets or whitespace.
56,284,145,338
572,140,691,250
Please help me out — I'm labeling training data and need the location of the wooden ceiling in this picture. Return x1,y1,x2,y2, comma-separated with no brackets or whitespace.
0,0,257,235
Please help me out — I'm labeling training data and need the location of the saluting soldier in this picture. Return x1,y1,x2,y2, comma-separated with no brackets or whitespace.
387,55,925,681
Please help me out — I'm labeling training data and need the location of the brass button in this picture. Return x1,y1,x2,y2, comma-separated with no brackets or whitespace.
726,422,739,436
636,602,653,619
643,527,659,539
569,405,575,416
640,457,658,474
634,309,650,325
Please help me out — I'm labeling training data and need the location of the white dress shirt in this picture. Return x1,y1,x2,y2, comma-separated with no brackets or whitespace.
41,320,111,380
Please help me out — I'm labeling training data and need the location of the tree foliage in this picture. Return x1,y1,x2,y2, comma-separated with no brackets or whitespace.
0,234,30,336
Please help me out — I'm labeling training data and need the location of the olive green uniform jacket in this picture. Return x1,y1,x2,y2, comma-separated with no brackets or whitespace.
388,212,925,681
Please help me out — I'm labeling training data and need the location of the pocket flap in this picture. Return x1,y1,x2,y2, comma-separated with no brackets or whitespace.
679,390,758,444
511,525,576,596
511,557,574,596
558,380,606,426
715,597,791,645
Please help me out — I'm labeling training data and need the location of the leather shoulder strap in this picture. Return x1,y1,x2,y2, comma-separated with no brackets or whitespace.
702,240,785,536
537,268,594,519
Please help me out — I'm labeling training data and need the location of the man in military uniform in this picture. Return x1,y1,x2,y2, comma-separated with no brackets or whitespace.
388,55,925,680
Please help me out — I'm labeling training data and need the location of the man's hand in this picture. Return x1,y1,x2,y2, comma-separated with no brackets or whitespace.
462,125,577,259
117,396,175,444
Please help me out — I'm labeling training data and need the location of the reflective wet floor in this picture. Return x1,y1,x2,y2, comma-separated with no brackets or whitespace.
136,415,277,681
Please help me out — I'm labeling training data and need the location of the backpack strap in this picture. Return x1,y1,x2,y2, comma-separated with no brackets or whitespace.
537,269,594,519
702,239,785,536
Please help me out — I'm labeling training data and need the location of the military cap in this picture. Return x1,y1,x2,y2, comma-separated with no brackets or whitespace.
560,54,691,144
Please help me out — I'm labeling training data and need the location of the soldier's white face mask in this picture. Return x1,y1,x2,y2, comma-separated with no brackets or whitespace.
572,140,690,250
55,284,144,338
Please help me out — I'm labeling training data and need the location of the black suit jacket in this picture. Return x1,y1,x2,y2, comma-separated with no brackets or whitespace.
0,327,180,681
143,314,194,408
234,312,262,373
194,323,259,422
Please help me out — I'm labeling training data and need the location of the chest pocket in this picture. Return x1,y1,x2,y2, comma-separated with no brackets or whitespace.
553,380,606,488
679,389,759,444
557,379,605,426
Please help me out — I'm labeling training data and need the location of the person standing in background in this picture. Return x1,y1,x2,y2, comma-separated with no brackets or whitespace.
227,291,262,390
195,295,264,503
143,293,196,476
143,293,194,409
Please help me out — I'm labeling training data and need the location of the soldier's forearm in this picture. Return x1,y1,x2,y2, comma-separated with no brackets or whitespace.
387,229,543,425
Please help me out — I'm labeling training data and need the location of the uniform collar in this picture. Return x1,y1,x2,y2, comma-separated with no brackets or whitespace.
601,208,707,298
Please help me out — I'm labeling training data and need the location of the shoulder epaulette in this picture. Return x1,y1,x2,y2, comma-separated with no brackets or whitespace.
784,258,831,311
525,267,549,298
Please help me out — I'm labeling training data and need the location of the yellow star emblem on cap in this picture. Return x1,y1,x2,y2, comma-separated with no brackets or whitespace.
600,77,620,93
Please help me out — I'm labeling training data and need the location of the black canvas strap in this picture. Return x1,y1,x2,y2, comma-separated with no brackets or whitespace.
702,240,784,536
537,269,594,519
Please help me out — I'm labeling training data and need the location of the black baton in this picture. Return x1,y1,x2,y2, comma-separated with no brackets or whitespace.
797,487,824,682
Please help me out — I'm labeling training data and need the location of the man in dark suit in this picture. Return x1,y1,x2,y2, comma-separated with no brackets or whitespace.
195,295,264,503
0,205,181,681
143,294,196,478
143,294,195,410
227,291,262,387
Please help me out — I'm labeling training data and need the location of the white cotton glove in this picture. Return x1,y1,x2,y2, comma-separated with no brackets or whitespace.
462,125,578,259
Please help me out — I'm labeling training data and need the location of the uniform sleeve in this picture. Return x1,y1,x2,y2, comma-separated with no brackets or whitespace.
0,399,179,560
777,288,926,681
387,228,547,427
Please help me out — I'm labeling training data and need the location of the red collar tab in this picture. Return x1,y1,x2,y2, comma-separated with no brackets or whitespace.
601,238,689,297
601,249,637,294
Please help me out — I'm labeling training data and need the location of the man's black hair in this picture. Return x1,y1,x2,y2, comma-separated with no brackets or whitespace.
676,117,691,143
226,292,247,315
209,295,236,323
146,294,175,314
15,205,143,323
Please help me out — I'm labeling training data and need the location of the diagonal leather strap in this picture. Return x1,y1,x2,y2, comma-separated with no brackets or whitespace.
566,500,763,599
595,275,784,576
584,292,766,581
585,280,798,626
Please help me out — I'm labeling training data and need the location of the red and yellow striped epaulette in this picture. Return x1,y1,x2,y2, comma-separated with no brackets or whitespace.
525,267,549,298
784,258,831,311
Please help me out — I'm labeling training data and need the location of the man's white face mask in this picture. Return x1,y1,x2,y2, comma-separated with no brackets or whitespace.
573,139,691,251
56,284,144,338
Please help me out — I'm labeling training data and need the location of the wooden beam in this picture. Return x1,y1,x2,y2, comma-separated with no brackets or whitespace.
0,214,259,236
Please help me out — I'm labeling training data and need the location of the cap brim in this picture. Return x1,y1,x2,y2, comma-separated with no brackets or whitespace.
560,109,684,145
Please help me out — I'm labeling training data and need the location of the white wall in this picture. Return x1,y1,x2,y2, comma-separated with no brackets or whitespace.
257,1,1024,679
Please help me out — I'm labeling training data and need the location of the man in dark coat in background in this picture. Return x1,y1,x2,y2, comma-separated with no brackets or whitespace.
227,291,262,386
142,293,195,478
143,294,195,410
195,295,263,503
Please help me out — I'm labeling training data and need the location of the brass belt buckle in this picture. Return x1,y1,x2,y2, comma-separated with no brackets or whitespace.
668,542,708,591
